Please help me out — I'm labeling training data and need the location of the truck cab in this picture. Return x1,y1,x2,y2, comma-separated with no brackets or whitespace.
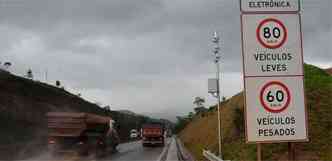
141,123,165,147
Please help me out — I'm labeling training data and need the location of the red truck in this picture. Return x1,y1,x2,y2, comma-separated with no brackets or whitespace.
141,123,165,147
47,112,120,157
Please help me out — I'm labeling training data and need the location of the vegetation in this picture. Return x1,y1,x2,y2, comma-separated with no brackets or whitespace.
26,69,33,79
175,96,210,133
179,64,332,161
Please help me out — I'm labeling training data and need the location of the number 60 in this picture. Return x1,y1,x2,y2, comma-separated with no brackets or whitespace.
266,90,284,102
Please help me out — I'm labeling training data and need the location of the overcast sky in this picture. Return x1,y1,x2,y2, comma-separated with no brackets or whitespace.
1,0,331,121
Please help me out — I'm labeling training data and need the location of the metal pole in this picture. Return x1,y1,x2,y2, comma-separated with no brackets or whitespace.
288,142,295,161
213,31,222,157
216,59,222,157
257,143,262,161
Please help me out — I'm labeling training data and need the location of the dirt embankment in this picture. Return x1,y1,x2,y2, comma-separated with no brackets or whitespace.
325,67,332,76
179,64,332,161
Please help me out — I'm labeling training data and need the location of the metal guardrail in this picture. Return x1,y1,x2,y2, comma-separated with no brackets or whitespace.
175,136,195,161
203,149,224,161
175,138,185,161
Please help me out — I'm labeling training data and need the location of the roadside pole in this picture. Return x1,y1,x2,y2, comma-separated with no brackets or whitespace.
209,31,222,157
288,142,295,161
257,143,262,161
216,51,222,157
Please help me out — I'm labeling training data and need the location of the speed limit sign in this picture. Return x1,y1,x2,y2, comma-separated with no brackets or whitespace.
259,81,291,113
241,14,303,77
245,77,307,142
256,18,287,49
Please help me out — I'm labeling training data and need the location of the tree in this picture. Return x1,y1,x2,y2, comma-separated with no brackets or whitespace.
193,96,207,116
26,69,33,79
194,107,208,114
56,80,61,87
222,96,227,102
104,105,111,115
193,96,205,108
174,116,189,133
104,105,111,111
3,62,11,70
188,112,194,119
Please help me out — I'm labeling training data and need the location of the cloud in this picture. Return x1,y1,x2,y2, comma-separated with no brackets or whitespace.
0,0,330,120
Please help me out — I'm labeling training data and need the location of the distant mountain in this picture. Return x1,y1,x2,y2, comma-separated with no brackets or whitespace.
118,109,139,116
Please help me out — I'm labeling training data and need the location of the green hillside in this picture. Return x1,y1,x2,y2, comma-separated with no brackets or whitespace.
179,64,332,161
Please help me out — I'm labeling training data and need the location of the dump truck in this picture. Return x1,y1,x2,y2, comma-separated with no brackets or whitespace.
47,112,120,157
141,123,165,147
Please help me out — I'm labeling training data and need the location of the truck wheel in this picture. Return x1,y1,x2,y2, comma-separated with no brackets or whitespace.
78,145,89,156
111,144,118,154
48,144,57,157
96,147,106,158
160,138,165,147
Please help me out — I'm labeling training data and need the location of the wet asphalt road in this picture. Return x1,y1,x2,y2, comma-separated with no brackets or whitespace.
99,139,169,161
21,138,171,161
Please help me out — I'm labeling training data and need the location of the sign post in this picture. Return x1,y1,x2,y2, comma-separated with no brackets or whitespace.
240,0,307,160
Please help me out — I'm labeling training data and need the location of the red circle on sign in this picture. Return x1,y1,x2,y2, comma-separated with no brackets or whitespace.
256,18,287,49
259,81,291,113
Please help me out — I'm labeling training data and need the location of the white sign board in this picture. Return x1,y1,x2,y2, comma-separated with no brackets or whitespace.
240,0,306,143
241,14,303,77
208,78,218,93
241,0,300,13
245,76,307,142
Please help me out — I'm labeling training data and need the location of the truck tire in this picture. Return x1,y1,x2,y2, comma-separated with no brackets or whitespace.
48,144,57,157
96,147,106,158
160,138,165,146
111,144,118,154
78,144,89,156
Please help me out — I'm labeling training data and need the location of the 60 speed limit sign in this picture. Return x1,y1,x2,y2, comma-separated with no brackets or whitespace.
259,81,291,113
245,77,308,142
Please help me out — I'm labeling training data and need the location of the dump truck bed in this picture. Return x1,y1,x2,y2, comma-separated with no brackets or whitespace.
47,112,112,137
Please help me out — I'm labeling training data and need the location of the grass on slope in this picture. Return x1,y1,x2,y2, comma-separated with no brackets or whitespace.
179,64,332,161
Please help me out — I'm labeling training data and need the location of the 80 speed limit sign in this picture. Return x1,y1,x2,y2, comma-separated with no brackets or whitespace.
241,14,303,77
256,18,287,49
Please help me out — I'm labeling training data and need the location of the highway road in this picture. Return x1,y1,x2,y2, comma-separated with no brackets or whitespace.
99,138,171,161
24,138,175,161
